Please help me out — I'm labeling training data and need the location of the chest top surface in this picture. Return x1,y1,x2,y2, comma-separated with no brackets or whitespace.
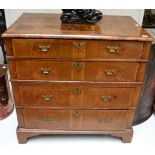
2,13,153,41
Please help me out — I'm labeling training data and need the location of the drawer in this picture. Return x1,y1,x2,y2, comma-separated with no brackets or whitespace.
23,109,70,130
13,83,141,109
82,110,133,130
22,109,133,130
12,39,143,59
8,60,145,82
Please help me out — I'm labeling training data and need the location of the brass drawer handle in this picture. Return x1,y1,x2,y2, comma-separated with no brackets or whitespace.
72,62,85,69
104,69,115,76
73,42,85,48
40,67,51,74
106,46,118,53
38,44,51,52
101,96,112,102
99,117,109,124
42,95,53,101
73,111,80,117
72,88,81,94
42,115,53,123
0,85,5,91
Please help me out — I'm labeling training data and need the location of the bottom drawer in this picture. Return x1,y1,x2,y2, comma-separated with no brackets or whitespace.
22,109,134,131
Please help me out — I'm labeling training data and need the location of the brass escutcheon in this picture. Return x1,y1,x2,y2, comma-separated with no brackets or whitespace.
38,44,51,52
73,42,85,48
73,111,80,117
72,62,85,69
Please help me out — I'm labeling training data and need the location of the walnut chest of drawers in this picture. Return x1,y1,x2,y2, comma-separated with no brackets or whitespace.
2,13,153,143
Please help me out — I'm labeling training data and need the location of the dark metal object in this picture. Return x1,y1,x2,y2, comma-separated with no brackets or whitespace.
0,9,7,64
142,9,155,28
133,43,155,125
60,9,102,24
0,64,14,120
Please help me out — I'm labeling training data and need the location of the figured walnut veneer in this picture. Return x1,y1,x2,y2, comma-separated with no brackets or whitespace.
2,13,153,143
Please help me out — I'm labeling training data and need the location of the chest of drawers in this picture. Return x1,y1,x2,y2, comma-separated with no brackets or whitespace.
2,13,153,143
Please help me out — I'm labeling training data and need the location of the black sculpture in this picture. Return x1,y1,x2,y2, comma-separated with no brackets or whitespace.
60,9,102,24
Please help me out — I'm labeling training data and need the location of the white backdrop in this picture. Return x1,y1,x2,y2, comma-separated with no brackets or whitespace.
5,9,144,27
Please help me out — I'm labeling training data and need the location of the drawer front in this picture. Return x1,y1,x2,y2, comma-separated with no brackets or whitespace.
12,39,74,58
23,109,133,130
82,110,133,130
12,39,143,59
13,83,140,109
9,60,143,82
23,109,70,130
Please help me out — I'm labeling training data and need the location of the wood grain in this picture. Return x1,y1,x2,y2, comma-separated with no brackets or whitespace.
12,83,140,109
21,108,134,130
16,128,133,144
2,14,153,41
11,39,144,59
2,13,153,143
8,59,146,82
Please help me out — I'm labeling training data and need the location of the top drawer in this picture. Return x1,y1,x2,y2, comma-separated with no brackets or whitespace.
11,39,143,59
